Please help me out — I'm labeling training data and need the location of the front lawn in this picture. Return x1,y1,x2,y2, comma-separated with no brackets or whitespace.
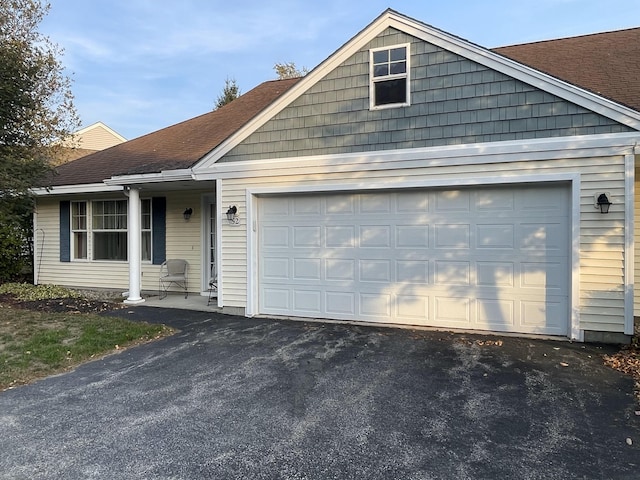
0,283,173,390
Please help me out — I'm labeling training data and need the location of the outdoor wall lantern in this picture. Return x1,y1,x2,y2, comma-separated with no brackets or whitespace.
183,208,193,220
226,205,239,224
595,193,612,214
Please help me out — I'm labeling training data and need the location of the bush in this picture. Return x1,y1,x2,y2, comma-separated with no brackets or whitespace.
0,220,30,282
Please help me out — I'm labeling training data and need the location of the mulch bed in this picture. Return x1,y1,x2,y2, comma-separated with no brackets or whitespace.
0,294,125,314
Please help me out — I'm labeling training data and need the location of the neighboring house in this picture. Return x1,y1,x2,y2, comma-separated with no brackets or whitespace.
54,122,127,166
32,10,640,342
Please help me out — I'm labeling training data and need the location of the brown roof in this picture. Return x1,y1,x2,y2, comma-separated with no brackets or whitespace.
47,78,300,186
493,27,640,112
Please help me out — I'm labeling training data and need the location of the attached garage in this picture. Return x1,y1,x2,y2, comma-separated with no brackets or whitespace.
257,183,570,335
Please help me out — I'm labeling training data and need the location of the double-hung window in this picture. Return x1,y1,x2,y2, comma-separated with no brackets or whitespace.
92,200,128,261
370,44,410,109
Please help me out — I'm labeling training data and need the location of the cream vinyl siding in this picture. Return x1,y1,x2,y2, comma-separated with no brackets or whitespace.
219,154,628,333
141,190,205,294
76,126,123,150
220,187,248,306
35,190,206,295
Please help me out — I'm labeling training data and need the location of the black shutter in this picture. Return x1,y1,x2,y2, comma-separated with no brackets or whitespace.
60,201,70,262
151,197,166,265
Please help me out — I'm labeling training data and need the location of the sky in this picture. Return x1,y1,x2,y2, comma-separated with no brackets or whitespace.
39,0,640,141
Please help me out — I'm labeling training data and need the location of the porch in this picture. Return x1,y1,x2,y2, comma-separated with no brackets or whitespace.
135,292,222,313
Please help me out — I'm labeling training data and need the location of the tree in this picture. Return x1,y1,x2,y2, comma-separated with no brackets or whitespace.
0,0,79,280
274,62,308,79
214,77,240,110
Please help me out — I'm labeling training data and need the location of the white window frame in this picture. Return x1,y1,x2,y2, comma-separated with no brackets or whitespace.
91,199,128,262
141,198,152,263
369,43,411,110
71,201,88,260
68,198,152,262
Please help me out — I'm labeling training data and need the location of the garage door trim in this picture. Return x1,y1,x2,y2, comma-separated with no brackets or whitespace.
245,173,580,339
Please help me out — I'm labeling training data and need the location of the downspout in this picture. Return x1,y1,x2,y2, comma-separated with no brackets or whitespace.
124,186,145,304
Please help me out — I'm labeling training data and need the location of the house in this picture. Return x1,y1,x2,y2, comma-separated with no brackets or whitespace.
54,122,127,166
32,10,640,342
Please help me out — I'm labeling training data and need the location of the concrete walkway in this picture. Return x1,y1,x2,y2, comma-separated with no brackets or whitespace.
1,307,639,479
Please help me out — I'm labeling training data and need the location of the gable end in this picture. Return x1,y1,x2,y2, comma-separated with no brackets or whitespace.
220,28,633,163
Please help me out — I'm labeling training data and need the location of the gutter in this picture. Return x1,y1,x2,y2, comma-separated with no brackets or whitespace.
104,168,195,185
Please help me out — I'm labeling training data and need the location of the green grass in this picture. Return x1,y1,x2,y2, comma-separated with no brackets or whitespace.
0,304,173,390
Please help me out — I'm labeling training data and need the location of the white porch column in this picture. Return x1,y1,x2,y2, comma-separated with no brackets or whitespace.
124,186,145,304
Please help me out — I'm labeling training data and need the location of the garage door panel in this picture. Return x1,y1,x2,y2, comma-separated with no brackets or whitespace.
361,293,392,317
435,296,471,324
396,261,429,284
326,259,355,281
262,226,289,247
263,288,290,311
359,259,392,282
396,295,429,320
519,222,567,251
293,290,321,313
435,261,471,285
477,299,515,327
435,224,471,249
476,224,515,249
293,226,321,247
263,257,290,279
360,225,391,247
477,262,514,287
326,291,355,315
293,258,321,280
327,226,356,247
259,185,569,335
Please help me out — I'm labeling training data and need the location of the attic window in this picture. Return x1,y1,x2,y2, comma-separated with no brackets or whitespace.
370,44,410,109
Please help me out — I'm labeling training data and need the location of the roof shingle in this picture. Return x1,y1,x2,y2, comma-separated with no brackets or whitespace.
493,27,640,112
47,78,300,186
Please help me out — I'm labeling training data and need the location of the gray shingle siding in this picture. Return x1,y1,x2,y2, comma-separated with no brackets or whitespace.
220,28,632,163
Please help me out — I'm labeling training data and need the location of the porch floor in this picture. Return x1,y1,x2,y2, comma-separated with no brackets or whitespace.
134,293,221,312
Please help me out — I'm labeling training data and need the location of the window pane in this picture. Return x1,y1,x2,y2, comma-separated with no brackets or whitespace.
74,232,87,259
373,50,388,64
390,60,406,75
93,232,127,260
373,64,388,77
72,202,86,230
142,232,151,261
374,78,407,105
390,47,406,61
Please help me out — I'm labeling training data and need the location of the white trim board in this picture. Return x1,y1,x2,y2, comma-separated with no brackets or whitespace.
193,133,640,181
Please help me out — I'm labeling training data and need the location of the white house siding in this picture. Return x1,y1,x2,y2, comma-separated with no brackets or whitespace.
35,189,206,296
218,152,629,335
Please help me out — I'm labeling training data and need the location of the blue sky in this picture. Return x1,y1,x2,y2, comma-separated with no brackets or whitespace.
40,0,639,140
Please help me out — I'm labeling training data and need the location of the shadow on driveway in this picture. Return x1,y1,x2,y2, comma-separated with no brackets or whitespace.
1,306,639,479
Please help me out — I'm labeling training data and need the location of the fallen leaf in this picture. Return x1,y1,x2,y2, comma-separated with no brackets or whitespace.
560,362,569,367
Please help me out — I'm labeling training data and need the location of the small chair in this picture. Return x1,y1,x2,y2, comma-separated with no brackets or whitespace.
207,265,218,306
159,259,188,299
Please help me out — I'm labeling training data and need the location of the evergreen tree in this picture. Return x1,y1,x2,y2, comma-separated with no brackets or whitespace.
214,77,240,110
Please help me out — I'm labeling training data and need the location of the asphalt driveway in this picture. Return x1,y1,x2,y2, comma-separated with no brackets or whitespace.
1,307,639,479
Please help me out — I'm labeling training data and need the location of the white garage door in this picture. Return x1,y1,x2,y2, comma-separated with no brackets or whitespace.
258,184,569,335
